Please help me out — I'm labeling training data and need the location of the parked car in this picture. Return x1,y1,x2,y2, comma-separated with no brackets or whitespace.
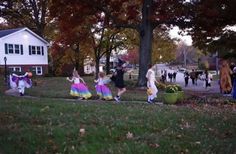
178,68,186,73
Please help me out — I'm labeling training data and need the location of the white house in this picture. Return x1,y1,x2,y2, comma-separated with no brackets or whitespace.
0,27,49,75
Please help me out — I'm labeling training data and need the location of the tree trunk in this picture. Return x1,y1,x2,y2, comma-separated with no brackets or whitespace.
106,52,111,74
95,57,100,79
137,0,154,87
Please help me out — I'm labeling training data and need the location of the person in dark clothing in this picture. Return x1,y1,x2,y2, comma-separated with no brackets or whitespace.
204,70,210,88
230,62,235,91
172,71,177,82
184,71,189,87
114,59,127,103
168,72,173,82
190,69,196,85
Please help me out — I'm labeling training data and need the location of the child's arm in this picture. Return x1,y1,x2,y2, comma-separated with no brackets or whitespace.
94,78,98,83
79,77,86,84
66,77,73,82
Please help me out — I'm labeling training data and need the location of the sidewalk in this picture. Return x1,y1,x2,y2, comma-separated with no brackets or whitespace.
181,80,220,94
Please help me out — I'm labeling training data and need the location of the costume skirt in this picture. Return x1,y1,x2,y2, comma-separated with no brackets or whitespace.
95,85,113,100
70,83,92,99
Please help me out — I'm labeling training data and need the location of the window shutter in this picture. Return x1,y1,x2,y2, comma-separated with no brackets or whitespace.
29,45,31,55
41,46,44,55
20,45,23,55
5,43,8,54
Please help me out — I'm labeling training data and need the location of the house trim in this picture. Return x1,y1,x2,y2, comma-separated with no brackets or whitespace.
0,27,49,45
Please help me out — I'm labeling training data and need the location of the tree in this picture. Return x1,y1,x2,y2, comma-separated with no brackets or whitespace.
188,0,236,58
121,48,139,68
103,29,126,74
50,0,191,86
175,42,199,67
0,0,50,37
152,30,177,63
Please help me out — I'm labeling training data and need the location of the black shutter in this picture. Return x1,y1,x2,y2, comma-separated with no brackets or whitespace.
20,45,23,55
29,45,31,55
41,46,44,55
5,43,8,54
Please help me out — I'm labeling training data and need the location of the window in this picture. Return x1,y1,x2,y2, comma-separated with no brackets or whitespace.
4,43,23,55
37,46,41,55
32,46,36,55
8,44,13,53
29,45,44,55
8,67,22,73
15,45,20,54
31,66,43,75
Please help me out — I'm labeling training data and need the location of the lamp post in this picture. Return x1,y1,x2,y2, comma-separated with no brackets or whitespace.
4,56,7,84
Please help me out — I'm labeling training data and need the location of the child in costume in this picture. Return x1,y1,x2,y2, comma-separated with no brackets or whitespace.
67,69,92,99
9,72,32,96
94,72,113,100
220,60,232,95
146,64,158,104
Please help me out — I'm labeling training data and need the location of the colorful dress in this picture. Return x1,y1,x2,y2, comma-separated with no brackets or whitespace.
70,77,92,99
95,78,113,100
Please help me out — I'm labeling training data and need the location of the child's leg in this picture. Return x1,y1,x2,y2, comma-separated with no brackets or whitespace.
118,88,126,96
18,80,25,96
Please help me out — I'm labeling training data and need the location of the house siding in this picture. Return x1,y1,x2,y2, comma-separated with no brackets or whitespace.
0,28,48,75
0,64,48,76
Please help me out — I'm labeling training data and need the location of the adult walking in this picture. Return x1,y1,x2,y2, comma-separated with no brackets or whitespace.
204,70,210,88
190,69,196,85
184,71,190,87
114,59,127,103
220,60,232,95
146,64,158,103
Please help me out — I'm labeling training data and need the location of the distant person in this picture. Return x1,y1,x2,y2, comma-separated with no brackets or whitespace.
168,72,173,82
161,70,166,83
146,64,158,103
184,71,189,87
204,70,211,88
220,60,232,95
172,71,177,82
114,59,127,103
190,69,196,85
230,62,235,87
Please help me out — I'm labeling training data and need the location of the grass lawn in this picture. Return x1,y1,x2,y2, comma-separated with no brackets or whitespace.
1,76,236,153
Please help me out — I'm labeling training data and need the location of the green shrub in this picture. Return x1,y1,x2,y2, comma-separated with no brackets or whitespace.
165,85,177,93
175,84,182,91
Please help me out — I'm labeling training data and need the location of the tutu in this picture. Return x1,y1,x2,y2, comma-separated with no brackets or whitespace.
70,83,92,99
95,85,113,100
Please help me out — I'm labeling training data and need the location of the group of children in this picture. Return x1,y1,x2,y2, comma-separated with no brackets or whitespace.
8,61,158,103
66,58,128,102
66,69,113,100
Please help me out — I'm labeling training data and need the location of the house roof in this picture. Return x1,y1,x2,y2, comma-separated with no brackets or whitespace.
0,28,24,38
0,27,49,45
